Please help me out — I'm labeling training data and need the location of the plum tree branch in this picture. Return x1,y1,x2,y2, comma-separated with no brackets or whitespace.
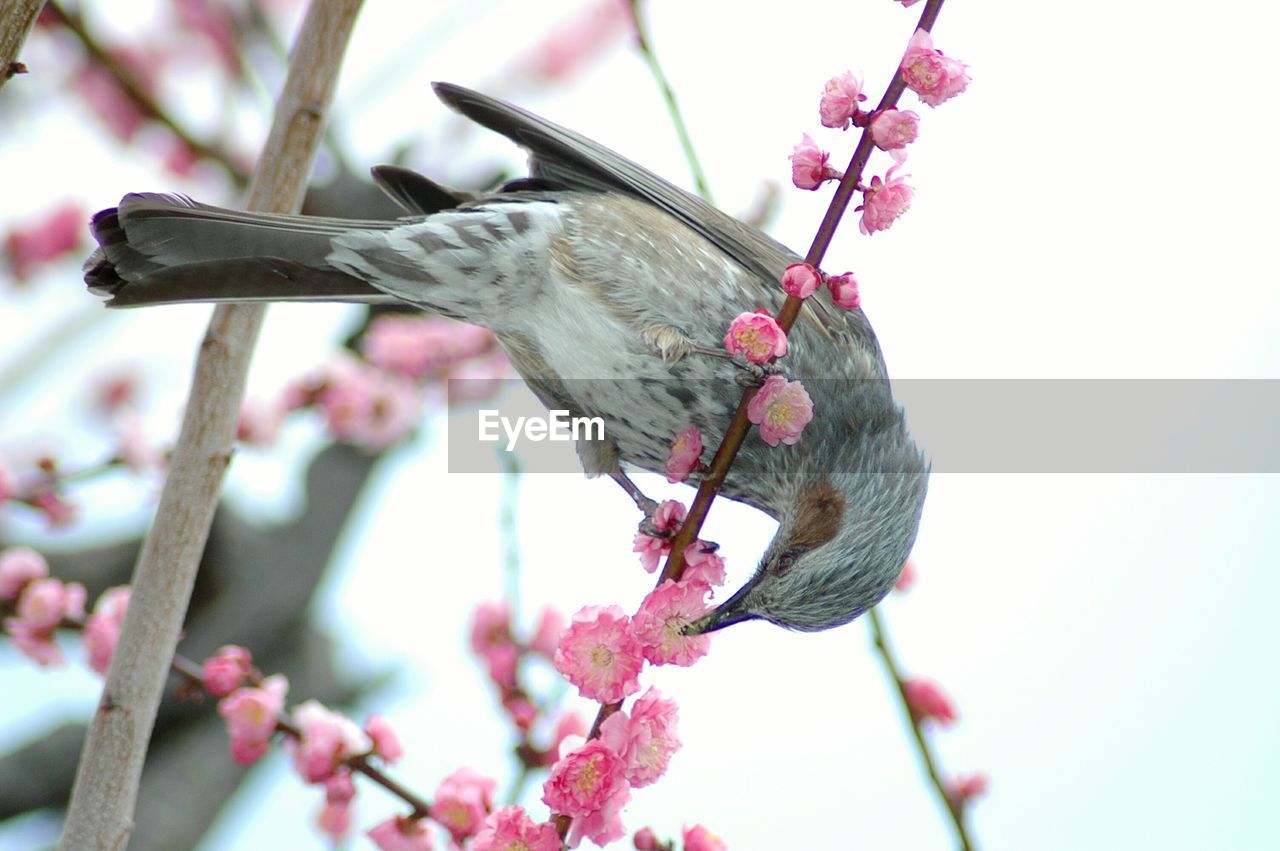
57,2,365,848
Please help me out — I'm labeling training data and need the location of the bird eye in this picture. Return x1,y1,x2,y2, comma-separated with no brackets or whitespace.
775,551,797,575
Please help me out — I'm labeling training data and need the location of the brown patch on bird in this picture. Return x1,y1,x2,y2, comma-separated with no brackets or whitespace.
790,478,846,550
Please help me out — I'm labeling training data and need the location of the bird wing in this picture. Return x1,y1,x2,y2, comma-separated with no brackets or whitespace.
431,82,885,380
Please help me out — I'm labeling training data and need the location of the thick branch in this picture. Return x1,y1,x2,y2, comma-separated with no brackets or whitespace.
57,2,364,849
0,0,44,91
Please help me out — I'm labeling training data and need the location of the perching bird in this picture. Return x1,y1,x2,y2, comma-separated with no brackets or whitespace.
84,82,928,634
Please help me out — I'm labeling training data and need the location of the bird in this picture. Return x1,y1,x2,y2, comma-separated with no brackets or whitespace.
84,82,928,635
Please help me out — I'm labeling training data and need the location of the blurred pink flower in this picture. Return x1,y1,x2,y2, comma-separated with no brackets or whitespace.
365,714,403,762
530,606,566,658
474,805,560,851
361,315,495,379
202,645,254,697
682,542,726,588
517,0,631,84
430,767,496,841
0,547,48,601
4,203,84,283
218,674,288,765
286,700,371,783
947,771,990,806
894,558,917,593
84,586,131,676
368,815,435,851
683,824,728,851
903,677,958,726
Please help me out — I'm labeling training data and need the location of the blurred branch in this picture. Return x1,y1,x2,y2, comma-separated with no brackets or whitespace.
44,1,249,186
625,0,712,203
869,608,976,851
0,0,44,90
57,1,365,848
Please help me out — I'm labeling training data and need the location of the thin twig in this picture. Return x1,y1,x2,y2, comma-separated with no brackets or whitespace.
45,1,249,187
625,0,714,203
57,3,365,848
869,608,975,851
557,0,953,840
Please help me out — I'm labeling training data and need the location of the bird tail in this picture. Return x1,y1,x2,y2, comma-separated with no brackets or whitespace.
84,193,403,308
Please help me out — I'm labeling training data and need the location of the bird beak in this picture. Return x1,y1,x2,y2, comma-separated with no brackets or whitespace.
684,580,757,635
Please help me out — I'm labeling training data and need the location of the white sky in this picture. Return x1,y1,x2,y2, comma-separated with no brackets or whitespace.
1,1,1278,850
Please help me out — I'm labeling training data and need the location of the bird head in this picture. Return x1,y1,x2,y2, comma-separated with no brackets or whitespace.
687,432,928,634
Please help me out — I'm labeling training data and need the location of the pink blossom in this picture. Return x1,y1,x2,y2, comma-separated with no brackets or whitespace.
858,163,914,235
900,28,970,107
683,824,728,851
485,643,520,691
903,678,958,727
0,547,48,601
84,586,130,676
161,137,201,178
316,799,353,839
897,0,924,7
530,606,566,658
237,398,286,447
565,783,629,848
361,315,495,379
503,694,538,729
633,499,687,572
947,772,990,805
780,263,821,299
311,355,421,450
7,623,64,667
682,542,726,587
746,376,815,447
92,373,137,415
73,64,145,143
789,133,841,190
365,714,404,762
218,674,288,765
544,712,589,766
554,605,644,703
542,739,628,817
894,558,917,593
13,577,85,632
819,71,866,129
665,426,704,483
826,272,861,310
4,203,84,283
326,771,357,804
368,816,435,851
202,645,254,697
430,767,497,841
0,462,13,504
519,0,631,84
470,599,513,657
174,0,239,71
632,580,712,667
114,412,163,472
474,805,561,851
286,700,371,783
633,827,661,850
599,687,681,787
724,310,788,364
30,489,76,527
869,108,920,150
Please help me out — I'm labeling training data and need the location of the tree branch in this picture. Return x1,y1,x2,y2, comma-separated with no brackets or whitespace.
57,2,365,848
869,608,976,851
0,0,44,90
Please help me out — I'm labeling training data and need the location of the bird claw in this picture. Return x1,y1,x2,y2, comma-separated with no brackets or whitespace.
732,355,789,387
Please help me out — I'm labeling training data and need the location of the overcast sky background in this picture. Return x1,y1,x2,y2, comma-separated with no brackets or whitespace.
2,1,1278,849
